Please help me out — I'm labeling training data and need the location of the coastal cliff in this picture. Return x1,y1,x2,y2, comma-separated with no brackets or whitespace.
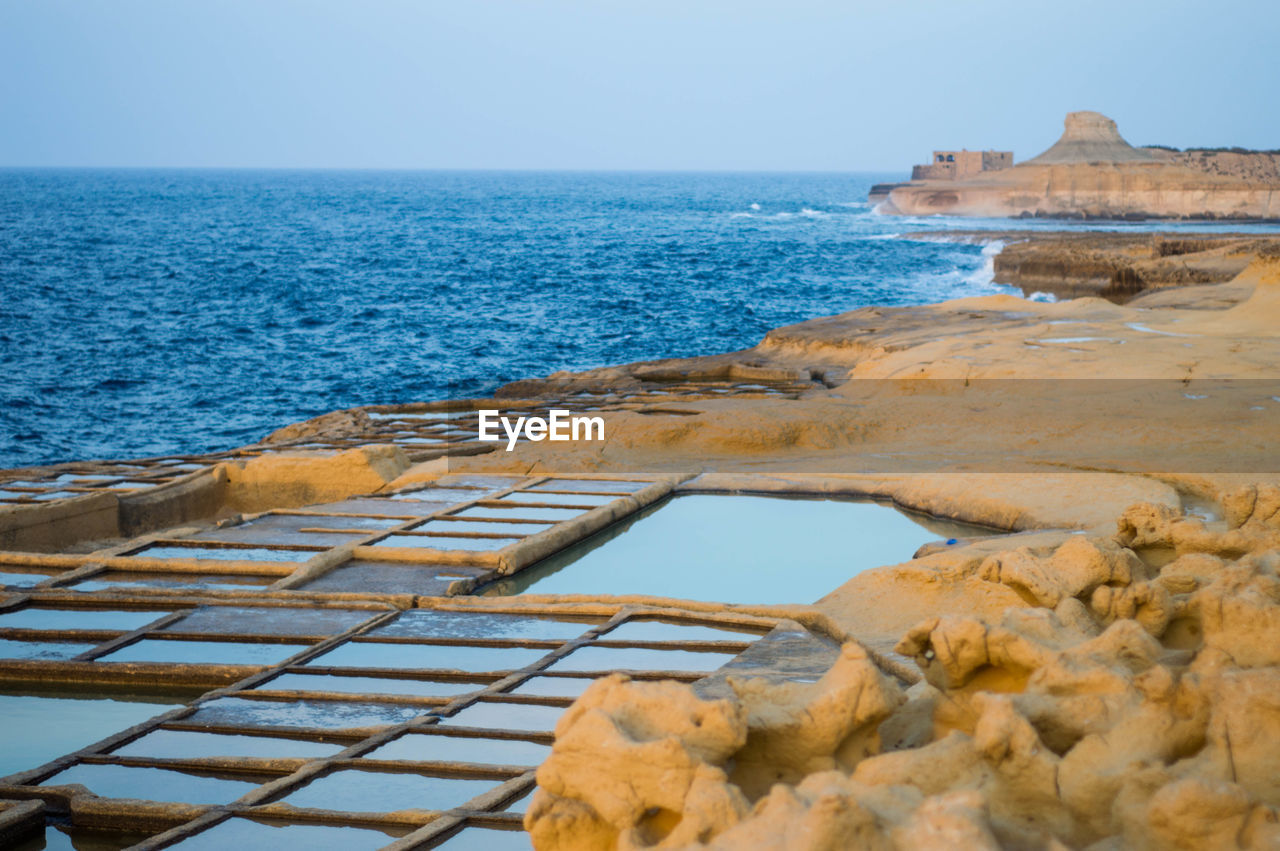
879,112,1280,220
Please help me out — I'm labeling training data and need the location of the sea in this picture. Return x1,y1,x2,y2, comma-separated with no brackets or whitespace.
2,169,1276,469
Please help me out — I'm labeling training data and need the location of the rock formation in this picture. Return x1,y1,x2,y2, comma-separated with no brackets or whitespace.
1020,111,1157,166
525,493,1280,850
879,112,1280,220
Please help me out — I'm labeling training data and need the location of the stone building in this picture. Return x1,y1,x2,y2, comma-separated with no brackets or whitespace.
911,149,1013,181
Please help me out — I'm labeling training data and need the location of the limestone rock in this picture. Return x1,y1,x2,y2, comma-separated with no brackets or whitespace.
528,674,749,850
527,509,1280,851
727,643,904,799
219,444,409,512
978,537,1147,608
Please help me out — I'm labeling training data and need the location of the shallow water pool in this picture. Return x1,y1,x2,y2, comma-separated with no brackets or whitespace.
277,767,500,813
0,639,98,661
167,818,402,851
112,729,344,760
434,826,532,850
0,685,191,779
0,608,170,633
11,824,154,851
96,639,311,666
482,494,994,604
305,642,548,673
438,700,567,733
41,763,263,804
261,672,483,699
0,570,58,588
362,731,551,766
126,545,316,563
72,572,278,592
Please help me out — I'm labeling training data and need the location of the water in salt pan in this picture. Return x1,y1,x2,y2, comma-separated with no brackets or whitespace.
374,534,519,552
305,642,548,672
97,639,310,666
438,700,567,733
41,763,264,804
504,676,599,699
599,619,764,644
0,608,168,633
0,639,97,661
434,825,534,849
261,672,483,699
545,645,739,673
414,519,552,536
188,696,425,731
362,731,551,766
500,492,617,507
72,572,277,592
277,767,500,812
11,825,154,850
166,818,401,851
0,570,57,588
0,685,189,779
483,494,994,603
126,545,315,563
372,610,599,642
112,729,343,760
455,506,583,522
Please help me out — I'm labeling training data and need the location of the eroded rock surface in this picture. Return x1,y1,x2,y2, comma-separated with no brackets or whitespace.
527,494,1280,850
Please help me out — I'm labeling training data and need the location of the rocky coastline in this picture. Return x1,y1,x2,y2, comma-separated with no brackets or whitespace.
910,231,1279,302
1,234,1278,849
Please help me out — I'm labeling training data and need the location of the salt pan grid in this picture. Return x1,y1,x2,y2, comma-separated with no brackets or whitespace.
0,598,771,849
0,471,808,849
0,473,670,597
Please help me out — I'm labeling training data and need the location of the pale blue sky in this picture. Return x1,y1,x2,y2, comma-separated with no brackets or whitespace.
1,0,1275,171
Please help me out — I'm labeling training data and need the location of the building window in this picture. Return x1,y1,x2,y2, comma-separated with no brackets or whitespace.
946,154,954,162
937,155,944,162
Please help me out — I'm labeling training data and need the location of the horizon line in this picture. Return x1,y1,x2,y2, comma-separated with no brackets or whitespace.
0,165,909,175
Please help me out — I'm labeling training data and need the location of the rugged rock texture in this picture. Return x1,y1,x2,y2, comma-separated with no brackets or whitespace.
984,233,1270,301
880,113,1280,220
220,444,409,512
526,494,1280,850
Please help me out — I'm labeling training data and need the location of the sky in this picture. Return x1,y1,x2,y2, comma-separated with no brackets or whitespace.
1,0,1276,172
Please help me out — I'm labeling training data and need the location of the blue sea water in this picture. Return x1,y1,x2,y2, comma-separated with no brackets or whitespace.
2,169,1275,469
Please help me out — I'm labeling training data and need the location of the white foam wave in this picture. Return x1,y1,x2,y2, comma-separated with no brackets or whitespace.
730,209,833,221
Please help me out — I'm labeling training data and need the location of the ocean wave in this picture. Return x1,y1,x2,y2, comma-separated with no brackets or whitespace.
729,209,835,221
